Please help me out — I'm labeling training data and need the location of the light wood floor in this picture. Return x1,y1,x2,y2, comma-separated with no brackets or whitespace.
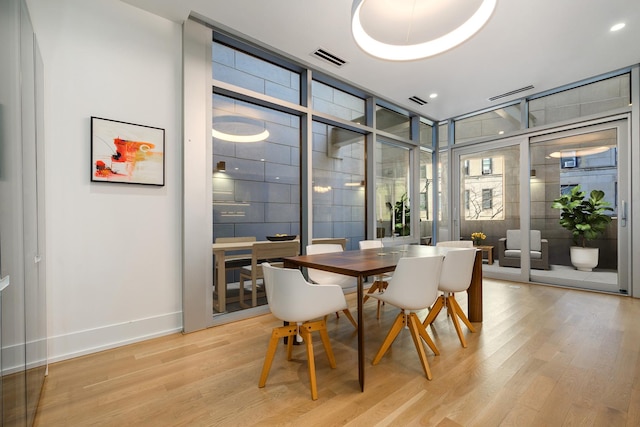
34,279,640,426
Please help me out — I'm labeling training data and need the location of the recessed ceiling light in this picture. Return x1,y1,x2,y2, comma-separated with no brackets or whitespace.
610,23,625,32
429,93,438,99
498,131,504,135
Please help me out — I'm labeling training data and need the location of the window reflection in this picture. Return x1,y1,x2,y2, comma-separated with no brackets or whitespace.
376,142,411,238
312,123,365,250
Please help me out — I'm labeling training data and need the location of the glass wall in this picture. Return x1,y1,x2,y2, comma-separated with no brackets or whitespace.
376,105,410,138
375,142,411,238
458,145,520,249
528,73,630,127
455,104,522,144
529,128,619,292
311,124,365,250
419,148,434,243
312,80,365,124
213,41,300,104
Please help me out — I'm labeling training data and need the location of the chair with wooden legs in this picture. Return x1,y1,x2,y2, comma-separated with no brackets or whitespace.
358,240,391,319
238,240,299,307
435,240,474,248
259,263,350,400
422,248,477,348
306,244,357,328
370,255,444,380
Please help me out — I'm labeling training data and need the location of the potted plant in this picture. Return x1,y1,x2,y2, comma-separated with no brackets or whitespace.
551,185,613,271
386,193,410,236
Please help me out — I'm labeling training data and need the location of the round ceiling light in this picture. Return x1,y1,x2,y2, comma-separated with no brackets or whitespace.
212,116,270,143
351,0,497,61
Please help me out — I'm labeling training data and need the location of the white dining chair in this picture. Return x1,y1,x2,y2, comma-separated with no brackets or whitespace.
259,263,349,400
358,240,390,319
436,240,474,248
370,255,444,380
423,248,477,347
306,244,357,328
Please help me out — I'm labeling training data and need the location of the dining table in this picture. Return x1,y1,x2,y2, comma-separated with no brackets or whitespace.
283,244,483,392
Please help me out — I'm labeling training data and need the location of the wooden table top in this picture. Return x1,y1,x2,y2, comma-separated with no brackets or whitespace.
284,245,458,277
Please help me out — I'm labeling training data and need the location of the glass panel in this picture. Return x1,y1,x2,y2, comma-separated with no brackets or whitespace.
438,122,448,147
213,41,301,104
455,104,522,144
419,121,433,147
376,142,411,238
530,129,618,291
311,123,365,250
437,149,448,240
529,74,630,128
311,80,365,123
459,146,520,265
376,106,410,139
419,149,434,243
212,93,300,313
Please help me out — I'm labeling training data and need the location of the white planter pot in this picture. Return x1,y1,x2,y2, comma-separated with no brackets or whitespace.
570,246,599,272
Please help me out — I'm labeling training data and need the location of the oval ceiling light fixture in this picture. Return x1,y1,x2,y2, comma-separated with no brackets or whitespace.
212,115,270,143
351,0,497,61
610,22,625,32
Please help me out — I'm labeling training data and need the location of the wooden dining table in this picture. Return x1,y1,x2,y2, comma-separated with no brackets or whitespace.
283,244,483,391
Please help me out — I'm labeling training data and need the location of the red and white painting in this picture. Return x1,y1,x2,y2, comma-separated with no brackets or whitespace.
91,116,165,186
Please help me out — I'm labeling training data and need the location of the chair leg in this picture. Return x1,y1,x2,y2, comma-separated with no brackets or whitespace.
407,313,433,380
342,309,358,329
362,280,381,303
239,275,247,308
412,313,440,356
423,295,445,327
447,295,476,348
372,312,405,365
259,323,297,388
300,319,336,401
299,325,318,400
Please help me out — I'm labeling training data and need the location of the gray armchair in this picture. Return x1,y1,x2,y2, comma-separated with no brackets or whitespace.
498,229,549,270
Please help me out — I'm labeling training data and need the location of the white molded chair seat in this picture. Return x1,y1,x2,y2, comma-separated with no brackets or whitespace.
423,248,477,347
259,263,349,400
370,255,444,379
305,244,357,328
436,240,474,248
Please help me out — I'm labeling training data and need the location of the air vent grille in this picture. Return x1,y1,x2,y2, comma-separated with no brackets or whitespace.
488,85,535,101
409,96,428,106
312,48,346,67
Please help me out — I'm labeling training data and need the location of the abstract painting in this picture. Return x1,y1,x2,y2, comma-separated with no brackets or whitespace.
91,116,165,186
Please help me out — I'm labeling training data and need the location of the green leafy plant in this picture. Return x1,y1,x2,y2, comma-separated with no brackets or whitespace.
551,185,613,247
386,193,410,236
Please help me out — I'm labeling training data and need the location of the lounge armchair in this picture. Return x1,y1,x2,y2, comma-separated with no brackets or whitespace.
498,229,549,270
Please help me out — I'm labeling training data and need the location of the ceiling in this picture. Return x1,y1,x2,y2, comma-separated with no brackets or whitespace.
121,0,640,121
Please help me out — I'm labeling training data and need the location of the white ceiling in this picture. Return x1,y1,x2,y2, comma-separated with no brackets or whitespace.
121,0,640,121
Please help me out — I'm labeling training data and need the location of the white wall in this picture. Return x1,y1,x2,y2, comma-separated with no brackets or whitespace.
27,0,183,362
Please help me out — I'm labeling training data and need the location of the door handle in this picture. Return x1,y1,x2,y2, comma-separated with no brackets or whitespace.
621,200,627,227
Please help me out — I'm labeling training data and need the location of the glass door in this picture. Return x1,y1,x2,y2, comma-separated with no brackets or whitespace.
530,120,629,293
453,139,524,282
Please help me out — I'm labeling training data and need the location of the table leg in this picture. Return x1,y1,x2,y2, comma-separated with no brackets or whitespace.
467,250,483,322
357,275,364,391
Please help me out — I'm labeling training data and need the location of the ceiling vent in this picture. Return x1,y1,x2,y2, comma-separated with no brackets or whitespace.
409,96,428,106
312,48,347,67
488,85,535,102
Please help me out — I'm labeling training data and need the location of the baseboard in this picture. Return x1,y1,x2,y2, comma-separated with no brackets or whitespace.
47,311,183,364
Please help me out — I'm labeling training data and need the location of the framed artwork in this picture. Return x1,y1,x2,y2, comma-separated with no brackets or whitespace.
91,116,165,186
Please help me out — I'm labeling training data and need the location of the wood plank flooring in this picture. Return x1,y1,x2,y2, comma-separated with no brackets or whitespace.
34,279,640,426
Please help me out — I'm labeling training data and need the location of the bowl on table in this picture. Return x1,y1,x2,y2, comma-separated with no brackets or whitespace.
266,234,297,241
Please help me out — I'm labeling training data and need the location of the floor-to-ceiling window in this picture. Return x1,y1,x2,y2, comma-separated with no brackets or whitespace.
375,141,411,239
